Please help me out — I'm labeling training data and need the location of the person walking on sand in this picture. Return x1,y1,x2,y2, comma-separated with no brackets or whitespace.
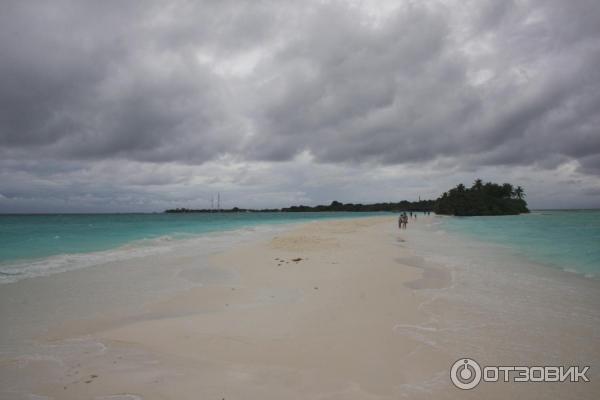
399,213,407,229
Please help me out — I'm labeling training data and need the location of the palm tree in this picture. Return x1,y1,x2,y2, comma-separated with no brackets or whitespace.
502,183,514,198
457,183,466,192
514,186,525,199
472,179,483,191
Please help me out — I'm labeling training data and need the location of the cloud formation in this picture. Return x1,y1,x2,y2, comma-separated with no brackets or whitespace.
1,0,599,211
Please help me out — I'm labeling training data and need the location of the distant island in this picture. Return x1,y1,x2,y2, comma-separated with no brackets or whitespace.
165,199,436,213
434,179,529,216
165,180,529,216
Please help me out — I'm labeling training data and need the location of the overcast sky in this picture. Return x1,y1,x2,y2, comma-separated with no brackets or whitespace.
1,0,599,212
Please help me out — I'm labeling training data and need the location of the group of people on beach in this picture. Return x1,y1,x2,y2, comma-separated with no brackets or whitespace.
398,211,429,229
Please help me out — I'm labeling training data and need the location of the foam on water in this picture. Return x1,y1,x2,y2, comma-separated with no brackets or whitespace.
0,239,172,284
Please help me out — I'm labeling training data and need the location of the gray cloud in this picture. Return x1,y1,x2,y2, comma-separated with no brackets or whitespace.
247,0,600,170
0,0,599,211
0,0,248,163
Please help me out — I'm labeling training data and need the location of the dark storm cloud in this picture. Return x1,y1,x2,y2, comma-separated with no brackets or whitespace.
1,0,599,170
1,0,600,212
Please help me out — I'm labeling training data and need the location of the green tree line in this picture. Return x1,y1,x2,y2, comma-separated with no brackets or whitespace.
434,179,529,216
166,180,529,216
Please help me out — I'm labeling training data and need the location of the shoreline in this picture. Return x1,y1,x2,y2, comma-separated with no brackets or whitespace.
0,212,392,285
1,215,598,399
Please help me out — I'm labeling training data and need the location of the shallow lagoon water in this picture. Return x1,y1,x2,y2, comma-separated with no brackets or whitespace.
439,210,600,278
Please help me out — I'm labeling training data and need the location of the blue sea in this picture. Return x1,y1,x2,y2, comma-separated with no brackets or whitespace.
0,212,385,283
439,210,600,278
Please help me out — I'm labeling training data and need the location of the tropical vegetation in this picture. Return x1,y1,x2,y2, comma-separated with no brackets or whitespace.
434,179,529,216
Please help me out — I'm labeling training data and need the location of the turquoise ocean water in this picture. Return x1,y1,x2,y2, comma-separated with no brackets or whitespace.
439,209,600,277
0,212,385,282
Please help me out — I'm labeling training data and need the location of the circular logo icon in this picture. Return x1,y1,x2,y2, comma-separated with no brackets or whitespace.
450,358,482,390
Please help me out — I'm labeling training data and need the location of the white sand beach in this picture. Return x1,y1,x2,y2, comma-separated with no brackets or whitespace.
1,216,598,399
